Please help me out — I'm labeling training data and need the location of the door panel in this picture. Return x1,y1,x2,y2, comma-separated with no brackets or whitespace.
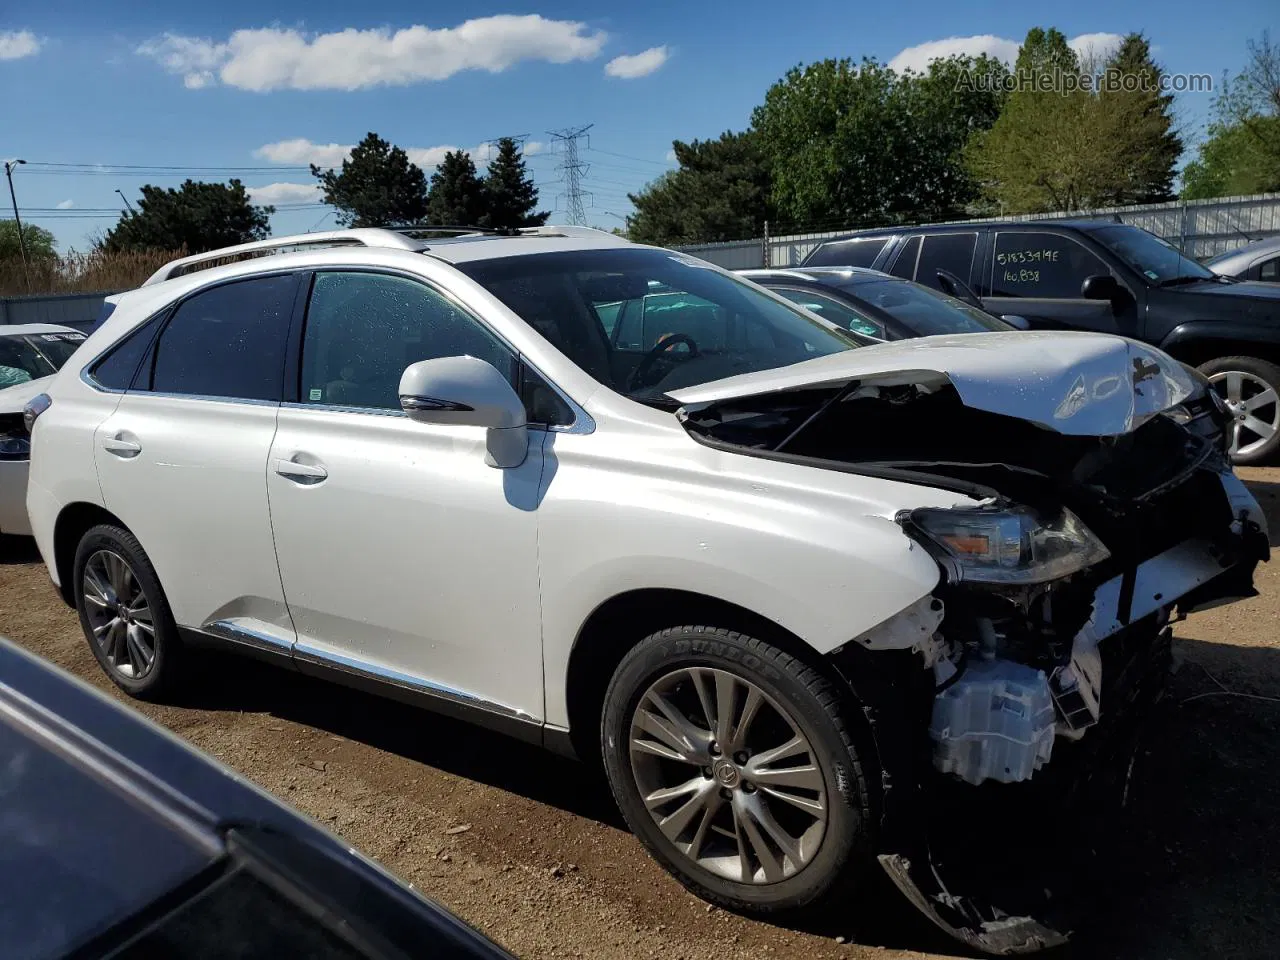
94,396,291,638
266,407,548,719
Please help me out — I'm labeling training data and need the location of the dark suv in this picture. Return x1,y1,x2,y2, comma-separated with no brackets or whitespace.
803,221,1280,463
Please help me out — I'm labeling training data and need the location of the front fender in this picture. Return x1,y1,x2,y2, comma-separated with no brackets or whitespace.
1160,320,1279,356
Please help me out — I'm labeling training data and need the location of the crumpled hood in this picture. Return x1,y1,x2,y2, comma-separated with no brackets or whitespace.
0,376,54,416
669,331,1199,437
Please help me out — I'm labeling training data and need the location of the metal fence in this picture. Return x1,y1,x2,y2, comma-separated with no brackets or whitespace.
676,193,1280,270
0,291,117,333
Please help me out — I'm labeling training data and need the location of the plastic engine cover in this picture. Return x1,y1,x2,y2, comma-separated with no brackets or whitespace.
930,658,1056,786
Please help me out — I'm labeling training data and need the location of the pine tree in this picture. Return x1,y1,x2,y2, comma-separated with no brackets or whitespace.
312,133,429,227
480,138,549,229
426,151,485,226
1098,34,1182,203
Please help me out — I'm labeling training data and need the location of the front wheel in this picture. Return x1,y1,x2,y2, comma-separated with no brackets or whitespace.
1199,355,1280,465
601,625,875,915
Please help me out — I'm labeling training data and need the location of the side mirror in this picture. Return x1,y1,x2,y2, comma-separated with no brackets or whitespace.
398,356,529,469
1000,314,1031,330
935,268,983,309
1081,274,1121,301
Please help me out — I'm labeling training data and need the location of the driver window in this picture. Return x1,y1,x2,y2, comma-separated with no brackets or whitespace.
300,271,516,411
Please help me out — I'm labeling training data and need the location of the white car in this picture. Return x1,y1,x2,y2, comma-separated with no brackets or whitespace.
0,323,88,536
22,227,1268,952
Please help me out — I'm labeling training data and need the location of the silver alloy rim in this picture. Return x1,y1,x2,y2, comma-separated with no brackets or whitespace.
82,549,156,680
628,667,827,884
1209,370,1279,458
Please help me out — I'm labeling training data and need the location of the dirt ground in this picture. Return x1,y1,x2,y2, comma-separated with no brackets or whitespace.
2,468,1279,960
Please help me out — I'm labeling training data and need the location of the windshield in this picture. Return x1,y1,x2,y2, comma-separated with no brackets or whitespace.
458,248,859,400
843,279,1011,336
1090,225,1215,285
0,332,86,389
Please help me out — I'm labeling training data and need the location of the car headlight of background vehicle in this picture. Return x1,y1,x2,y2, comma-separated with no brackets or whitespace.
0,413,33,461
901,505,1110,585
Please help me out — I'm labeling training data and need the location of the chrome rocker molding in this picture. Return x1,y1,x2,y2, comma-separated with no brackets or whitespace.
190,620,576,756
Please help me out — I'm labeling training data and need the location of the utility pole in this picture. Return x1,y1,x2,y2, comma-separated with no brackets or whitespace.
548,125,593,225
4,159,30,293
115,188,135,215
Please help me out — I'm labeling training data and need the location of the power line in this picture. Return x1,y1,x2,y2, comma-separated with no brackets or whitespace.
548,125,593,226
586,147,673,168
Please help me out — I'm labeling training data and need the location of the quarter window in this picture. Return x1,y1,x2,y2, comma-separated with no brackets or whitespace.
989,233,1106,299
888,237,921,279
914,233,978,290
300,272,516,412
89,314,165,390
1259,257,1279,282
804,237,889,268
147,275,297,401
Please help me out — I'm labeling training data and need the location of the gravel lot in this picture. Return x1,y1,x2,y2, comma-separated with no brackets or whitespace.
2,467,1279,960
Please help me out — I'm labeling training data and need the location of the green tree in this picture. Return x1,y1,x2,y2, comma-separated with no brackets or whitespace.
1182,32,1280,198
480,138,549,228
626,130,773,245
967,29,1182,213
426,150,485,226
0,220,56,260
751,55,1007,228
99,180,272,253
312,132,430,227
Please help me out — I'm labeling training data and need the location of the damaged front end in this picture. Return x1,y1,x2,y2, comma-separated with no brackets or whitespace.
673,334,1269,953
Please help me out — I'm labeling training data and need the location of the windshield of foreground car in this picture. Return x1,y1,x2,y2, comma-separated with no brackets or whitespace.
844,279,1012,336
1090,225,1215,286
458,248,860,400
0,333,86,389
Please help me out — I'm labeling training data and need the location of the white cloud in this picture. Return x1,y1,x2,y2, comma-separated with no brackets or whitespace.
0,30,41,60
1069,32,1125,66
889,32,1128,73
138,16,608,92
247,182,322,205
56,199,74,210
256,137,544,171
604,45,669,79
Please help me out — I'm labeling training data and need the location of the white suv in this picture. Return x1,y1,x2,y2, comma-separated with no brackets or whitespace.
23,226,1268,950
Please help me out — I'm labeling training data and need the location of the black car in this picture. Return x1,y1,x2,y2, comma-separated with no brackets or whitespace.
0,635,513,960
738,266,1020,341
802,221,1280,463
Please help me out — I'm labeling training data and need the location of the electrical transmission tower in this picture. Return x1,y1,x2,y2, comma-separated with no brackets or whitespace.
548,125,593,225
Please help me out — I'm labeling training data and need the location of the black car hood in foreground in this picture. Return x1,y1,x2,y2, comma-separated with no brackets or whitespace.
0,637,513,960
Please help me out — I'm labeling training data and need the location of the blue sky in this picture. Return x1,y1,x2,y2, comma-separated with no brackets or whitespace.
2,1,1275,251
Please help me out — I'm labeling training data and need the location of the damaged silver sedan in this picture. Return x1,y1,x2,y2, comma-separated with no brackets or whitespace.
672,331,1268,952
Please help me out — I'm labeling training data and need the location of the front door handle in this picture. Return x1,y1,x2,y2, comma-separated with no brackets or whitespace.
101,435,142,458
274,458,328,483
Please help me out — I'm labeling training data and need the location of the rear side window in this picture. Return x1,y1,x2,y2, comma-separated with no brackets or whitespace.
1260,257,1279,282
90,314,165,390
888,236,921,279
914,233,978,290
804,237,888,268
145,275,297,401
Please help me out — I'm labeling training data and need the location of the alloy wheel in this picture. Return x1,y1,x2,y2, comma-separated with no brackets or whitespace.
628,667,828,884
1209,369,1279,459
82,549,157,680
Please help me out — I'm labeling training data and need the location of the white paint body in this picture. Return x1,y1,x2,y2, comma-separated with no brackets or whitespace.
25,234,1248,737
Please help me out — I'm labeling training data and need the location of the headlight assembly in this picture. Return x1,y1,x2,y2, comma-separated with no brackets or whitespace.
902,505,1110,585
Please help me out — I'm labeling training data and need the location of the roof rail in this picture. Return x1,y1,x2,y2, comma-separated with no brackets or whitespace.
517,224,620,240
141,228,436,286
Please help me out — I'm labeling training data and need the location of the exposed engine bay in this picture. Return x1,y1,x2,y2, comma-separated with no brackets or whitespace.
678,366,1269,953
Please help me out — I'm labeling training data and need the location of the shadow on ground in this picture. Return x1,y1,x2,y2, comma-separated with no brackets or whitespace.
175,631,1280,959
1242,477,1280,547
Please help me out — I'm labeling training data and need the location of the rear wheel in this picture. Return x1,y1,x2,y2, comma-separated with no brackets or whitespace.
73,524,184,699
1199,356,1280,464
601,625,874,915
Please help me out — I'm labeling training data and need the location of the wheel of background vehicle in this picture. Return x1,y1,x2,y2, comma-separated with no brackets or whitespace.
601,625,874,915
1199,356,1280,465
73,523,184,700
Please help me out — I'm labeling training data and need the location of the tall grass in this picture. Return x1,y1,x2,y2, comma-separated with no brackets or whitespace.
0,249,181,297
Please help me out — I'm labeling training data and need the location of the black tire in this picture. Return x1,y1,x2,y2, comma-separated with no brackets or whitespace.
73,523,184,700
601,625,875,915
1198,355,1280,465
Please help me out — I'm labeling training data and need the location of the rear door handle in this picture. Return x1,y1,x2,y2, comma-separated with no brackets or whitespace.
274,458,328,483
101,435,142,458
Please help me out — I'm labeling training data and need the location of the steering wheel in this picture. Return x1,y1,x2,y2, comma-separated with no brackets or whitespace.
627,333,700,392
